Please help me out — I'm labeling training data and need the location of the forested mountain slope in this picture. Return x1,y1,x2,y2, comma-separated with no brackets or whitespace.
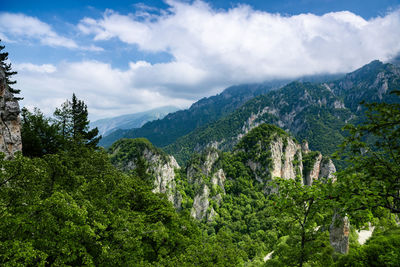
100,81,287,148
165,60,400,165
100,73,345,149
109,123,339,264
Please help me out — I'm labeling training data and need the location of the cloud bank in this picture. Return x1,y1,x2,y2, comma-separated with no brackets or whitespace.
10,1,400,120
79,1,400,77
0,12,102,51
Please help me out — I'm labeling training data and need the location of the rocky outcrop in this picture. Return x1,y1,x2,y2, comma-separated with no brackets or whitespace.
238,125,305,183
304,153,336,185
142,149,182,209
330,213,350,254
186,149,226,220
319,158,337,182
0,67,22,159
271,137,303,180
305,153,322,185
109,139,182,209
301,140,310,153
191,184,210,220
211,169,226,193
187,149,219,184
202,149,219,176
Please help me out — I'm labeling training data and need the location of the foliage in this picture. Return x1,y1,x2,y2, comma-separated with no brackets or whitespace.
267,178,335,266
21,94,101,157
335,227,400,266
54,93,100,148
0,40,21,98
0,147,234,266
335,90,400,224
8,49,400,266
21,108,64,157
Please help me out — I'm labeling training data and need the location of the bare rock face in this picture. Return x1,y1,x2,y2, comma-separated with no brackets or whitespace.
330,213,350,254
301,140,310,154
186,149,226,220
202,150,219,176
0,67,22,159
305,153,323,185
270,137,303,180
114,143,182,209
319,158,337,182
211,169,226,192
304,153,337,185
142,149,182,209
191,185,210,220
187,149,219,184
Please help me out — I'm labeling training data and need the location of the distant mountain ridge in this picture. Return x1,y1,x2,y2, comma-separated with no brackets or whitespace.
165,60,400,165
92,106,179,136
100,73,345,148
99,80,288,147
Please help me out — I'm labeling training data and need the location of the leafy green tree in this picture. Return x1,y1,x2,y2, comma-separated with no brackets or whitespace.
54,93,100,148
335,227,400,266
267,178,334,266
0,146,209,265
21,107,63,157
335,90,400,221
0,39,21,98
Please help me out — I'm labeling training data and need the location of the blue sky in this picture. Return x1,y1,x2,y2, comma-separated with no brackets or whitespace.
1,0,400,120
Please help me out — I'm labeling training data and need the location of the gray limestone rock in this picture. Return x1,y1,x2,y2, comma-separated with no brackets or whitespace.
211,169,226,192
121,147,182,209
319,158,337,182
269,137,303,181
191,185,210,220
305,153,323,186
329,213,350,254
0,67,22,159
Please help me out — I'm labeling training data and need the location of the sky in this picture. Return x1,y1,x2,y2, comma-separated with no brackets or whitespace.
1,0,400,120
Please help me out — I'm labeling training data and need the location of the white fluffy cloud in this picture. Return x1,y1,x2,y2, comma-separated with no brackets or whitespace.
79,1,400,78
17,61,193,120
12,1,400,120
14,63,57,73
0,12,102,51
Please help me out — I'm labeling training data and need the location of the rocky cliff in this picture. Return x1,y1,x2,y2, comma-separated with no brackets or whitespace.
109,138,182,209
236,124,336,184
110,125,347,254
187,148,226,220
330,213,350,254
303,150,337,186
186,125,337,221
0,66,21,158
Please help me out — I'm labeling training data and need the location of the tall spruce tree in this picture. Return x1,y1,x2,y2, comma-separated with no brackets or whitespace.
0,40,21,99
54,94,100,148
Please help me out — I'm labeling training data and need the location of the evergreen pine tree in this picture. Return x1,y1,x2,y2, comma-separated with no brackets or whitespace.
54,93,100,148
0,40,22,99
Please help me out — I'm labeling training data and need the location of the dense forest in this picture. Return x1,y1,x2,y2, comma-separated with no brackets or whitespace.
1,42,400,266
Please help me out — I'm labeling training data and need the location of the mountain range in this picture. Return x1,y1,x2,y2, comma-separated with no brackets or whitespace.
166,60,400,165
103,60,400,262
100,60,400,167
91,106,179,137
99,73,344,148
